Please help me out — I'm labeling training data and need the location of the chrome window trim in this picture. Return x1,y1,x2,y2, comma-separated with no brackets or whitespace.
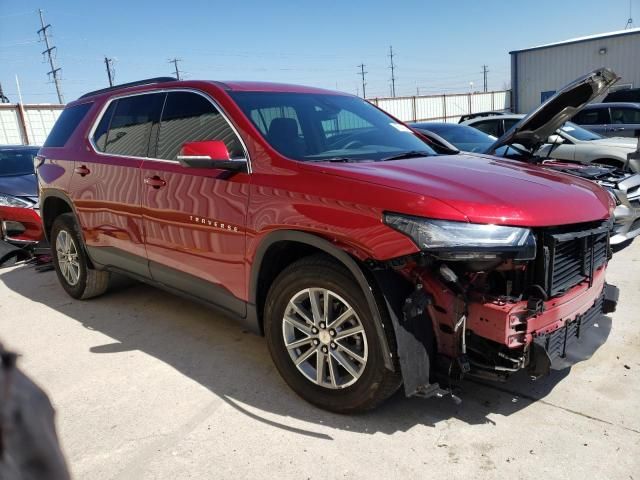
86,88,252,173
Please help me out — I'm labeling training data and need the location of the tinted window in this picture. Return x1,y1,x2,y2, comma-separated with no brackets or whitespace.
104,93,165,157
610,107,640,124
156,92,244,160
43,103,92,147
503,119,520,131
92,102,116,151
573,108,608,125
472,119,501,137
0,147,39,176
230,92,436,161
418,124,495,153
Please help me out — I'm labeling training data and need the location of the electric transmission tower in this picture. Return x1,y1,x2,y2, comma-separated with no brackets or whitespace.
37,9,64,104
357,64,368,98
482,65,489,92
388,46,396,97
169,58,182,80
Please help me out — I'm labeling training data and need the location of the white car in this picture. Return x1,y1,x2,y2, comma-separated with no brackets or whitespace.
462,114,639,172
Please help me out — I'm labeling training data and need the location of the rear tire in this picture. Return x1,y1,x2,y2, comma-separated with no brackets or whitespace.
264,254,401,413
51,213,110,299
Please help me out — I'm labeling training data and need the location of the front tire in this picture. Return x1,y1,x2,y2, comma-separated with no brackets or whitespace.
51,213,110,299
264,255,401,413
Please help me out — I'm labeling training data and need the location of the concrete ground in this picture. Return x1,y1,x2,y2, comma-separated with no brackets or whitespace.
0,243,639,480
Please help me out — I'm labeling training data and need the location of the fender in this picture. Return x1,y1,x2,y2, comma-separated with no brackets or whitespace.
40,189,81,243
249,230,395,371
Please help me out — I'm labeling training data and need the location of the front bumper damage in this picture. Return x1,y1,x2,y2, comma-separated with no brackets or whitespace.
380,262,618,398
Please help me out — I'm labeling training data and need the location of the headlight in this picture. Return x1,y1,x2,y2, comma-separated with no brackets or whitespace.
383,213,536,260
0,194,31,208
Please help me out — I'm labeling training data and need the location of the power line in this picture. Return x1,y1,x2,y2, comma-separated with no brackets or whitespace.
37,9,64,104
104,56,115,87
626,0,634,28
388,45,396,98
482,65,489,92
169,58,182,80
357,63,367,98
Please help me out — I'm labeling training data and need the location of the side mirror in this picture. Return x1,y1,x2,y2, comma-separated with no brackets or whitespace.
177,140,247,172
547,134,564,145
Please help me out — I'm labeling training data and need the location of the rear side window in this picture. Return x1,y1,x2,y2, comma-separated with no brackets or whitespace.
610,107,640,124
573,108,609,125
156,91,244,160
472,119,501,137
92,102,116,151
100,93,165,157
43,103,92,147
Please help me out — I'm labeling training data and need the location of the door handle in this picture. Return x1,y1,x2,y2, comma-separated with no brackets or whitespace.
74,165,91,176
611,127,626,132
144,176,167,189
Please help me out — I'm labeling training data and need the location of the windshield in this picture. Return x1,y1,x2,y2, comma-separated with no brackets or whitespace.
416,123,496,153
559,122,603,141
229,92,436,161
0,147,39,177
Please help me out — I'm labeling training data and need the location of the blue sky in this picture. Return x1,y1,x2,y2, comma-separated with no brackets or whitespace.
0,0,636,103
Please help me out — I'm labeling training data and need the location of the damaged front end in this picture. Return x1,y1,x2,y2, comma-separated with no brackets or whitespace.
376,214,619,398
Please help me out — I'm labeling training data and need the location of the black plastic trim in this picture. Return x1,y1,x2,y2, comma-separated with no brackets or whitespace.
79,77,177,99
250,230,395,370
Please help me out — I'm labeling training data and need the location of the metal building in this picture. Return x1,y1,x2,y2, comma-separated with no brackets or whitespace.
510,28,640,113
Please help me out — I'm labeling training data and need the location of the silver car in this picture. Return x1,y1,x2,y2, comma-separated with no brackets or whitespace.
463,114,640,172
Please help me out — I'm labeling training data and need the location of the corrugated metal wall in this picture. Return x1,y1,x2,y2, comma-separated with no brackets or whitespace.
370,90,511,123
0,104,64,146
512,31,640,113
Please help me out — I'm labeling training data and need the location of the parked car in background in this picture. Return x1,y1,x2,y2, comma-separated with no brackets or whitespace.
462,114,640,172
571,102,640,138
38,71,618,413
603,87,640,104
0,145,43,245
457,111,507,123
411,122,640,248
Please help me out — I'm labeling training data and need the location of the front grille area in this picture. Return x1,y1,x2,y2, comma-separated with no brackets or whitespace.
535,294,604,360
537,221,610,298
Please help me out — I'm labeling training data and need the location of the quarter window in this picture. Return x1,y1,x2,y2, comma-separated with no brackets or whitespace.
44,102,92,148
156,92,244,160
101,93,165,157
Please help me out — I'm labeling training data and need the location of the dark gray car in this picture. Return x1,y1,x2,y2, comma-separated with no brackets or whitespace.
572,102,640,138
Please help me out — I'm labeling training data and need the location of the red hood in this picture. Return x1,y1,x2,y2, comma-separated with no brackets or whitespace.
306,154,613,227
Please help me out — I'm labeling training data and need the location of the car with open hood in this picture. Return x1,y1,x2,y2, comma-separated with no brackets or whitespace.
412,69,640,247
462,113,639,172
37,75,618,413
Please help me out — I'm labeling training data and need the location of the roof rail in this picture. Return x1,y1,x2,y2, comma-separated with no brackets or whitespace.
79,77,177,99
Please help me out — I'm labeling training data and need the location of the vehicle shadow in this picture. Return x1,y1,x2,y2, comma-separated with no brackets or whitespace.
0,266,611,439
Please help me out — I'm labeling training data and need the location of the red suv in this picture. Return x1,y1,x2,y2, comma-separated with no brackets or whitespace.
38,76,619,412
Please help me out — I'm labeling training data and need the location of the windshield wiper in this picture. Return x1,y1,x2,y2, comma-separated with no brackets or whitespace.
305,157,359,163
380,150,432,162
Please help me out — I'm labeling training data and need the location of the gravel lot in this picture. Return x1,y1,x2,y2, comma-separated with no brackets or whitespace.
1,242,639,480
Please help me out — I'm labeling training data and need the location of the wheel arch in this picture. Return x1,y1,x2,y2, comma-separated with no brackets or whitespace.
248,230,395,371
41,191,76,242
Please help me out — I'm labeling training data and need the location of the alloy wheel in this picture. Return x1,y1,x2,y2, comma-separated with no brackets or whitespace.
56,229,80,286
282,288,369,389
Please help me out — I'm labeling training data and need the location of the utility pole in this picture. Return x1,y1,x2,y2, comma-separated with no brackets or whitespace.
37,9,64,104
169,58,182,80
625,0,634,28
357,63,367,98
104,57,115,87
482,65,489,92
0,82,9,103
388,46,396,98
